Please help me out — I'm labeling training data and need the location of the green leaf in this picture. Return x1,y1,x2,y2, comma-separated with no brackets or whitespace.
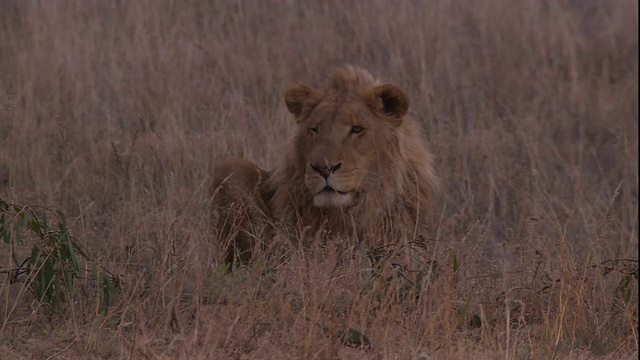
13,216,22,245
71,240,92,261
30,245,42,267
26,217,43,238
0,198,8,211
1,214,10,245
55,210,67,225
470,314,482,328
625,288,632,303
50,272,60,306
59,222,80,271
42,256,56,302
41,212,49,235
101,273,116,310
11,249,21,268
340,327,371,349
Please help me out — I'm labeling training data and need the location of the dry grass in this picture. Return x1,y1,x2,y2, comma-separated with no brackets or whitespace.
0,0,637,359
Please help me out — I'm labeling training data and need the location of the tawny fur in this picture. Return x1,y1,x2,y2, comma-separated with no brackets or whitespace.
268,66,438,245
210,156,273,267
211,66,439,265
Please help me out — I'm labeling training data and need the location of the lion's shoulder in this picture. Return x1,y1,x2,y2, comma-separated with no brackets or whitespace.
213,156,269,190
211,156,274,215
211,156,274,267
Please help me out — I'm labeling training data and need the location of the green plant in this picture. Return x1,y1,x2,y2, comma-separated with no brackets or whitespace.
0,198,117,313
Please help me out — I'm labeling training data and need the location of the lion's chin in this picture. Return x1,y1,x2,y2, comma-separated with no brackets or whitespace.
313,191,355,208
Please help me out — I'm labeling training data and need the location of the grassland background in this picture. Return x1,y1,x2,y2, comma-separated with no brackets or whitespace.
0,0,637,359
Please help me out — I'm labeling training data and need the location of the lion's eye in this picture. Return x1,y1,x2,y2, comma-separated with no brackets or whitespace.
350,125,365,135
309,126,318,135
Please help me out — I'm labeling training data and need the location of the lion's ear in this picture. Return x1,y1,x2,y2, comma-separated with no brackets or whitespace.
285,84,314,118
372,84,409,122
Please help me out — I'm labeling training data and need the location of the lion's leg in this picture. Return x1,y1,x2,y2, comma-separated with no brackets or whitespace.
211,156,272,270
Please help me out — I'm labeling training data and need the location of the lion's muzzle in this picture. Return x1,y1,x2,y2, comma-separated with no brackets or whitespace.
312,187,355,208
306,162,356,208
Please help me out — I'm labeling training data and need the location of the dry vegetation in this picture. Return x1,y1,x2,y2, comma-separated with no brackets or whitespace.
0,1,638,359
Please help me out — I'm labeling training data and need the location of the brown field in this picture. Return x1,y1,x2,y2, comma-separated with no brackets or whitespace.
0,1,637,359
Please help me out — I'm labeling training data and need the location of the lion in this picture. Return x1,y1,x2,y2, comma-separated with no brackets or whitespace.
212,66,439,266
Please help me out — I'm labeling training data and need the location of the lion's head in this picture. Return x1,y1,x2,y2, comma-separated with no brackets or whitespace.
268,66,438,243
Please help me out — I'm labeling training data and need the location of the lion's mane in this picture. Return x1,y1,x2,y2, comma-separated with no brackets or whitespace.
266,66,438,245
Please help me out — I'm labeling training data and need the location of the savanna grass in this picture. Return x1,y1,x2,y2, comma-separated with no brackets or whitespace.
0,0,637,358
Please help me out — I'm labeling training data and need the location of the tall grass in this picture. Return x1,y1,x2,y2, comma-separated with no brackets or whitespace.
0,0,637,358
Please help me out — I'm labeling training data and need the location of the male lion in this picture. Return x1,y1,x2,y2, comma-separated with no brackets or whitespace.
212,66,438,266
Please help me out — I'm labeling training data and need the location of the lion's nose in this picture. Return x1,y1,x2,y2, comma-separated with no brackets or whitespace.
310,162,342,179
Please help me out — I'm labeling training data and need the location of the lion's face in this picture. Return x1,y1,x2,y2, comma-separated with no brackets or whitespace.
285,81,409,209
